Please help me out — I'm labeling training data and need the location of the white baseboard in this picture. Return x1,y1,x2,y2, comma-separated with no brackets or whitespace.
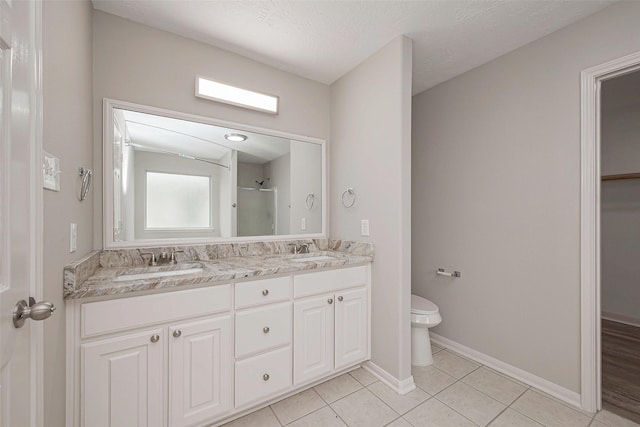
362,361,416,395
430,333,582,410
601,311,640,328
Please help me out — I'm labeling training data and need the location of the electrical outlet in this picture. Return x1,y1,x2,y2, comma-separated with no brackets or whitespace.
361,219,370,236
301,217,307,230
70,223,77,253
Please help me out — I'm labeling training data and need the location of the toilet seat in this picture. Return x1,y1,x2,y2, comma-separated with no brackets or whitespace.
411,294,439,315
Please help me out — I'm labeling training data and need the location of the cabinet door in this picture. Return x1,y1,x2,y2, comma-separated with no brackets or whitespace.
81,328,164,427
293,294,334,385
169,316,232,427
335,287,368,370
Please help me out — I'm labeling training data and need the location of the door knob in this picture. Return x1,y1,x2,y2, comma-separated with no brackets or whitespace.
13,299,55,328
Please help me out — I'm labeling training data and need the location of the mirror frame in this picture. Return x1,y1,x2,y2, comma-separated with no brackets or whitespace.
103,98,327,249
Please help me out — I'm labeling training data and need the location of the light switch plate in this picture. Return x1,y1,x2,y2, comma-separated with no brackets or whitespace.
43,151,60,191
361,219,370,236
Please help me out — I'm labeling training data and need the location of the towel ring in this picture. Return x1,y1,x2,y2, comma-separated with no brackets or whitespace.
341,188,356,208
305,193,315,210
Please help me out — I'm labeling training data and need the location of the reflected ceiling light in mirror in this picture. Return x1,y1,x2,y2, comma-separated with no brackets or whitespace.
224,133,248,142
196,75,279,114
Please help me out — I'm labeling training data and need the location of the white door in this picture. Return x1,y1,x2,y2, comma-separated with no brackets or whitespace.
169,316,232,427
81,329,165,427
0,1,43,426
293,295,334,385
335,287,368,370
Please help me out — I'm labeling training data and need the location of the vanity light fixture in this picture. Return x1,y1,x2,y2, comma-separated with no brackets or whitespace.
224,133,248,142
196,75,279,114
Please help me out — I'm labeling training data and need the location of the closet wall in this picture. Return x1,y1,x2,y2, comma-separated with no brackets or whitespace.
601,71,640,326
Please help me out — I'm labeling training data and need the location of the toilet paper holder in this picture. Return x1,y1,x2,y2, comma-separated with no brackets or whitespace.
437,268,461,278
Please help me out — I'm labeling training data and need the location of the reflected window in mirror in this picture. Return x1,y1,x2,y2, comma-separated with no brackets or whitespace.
145,171,212,230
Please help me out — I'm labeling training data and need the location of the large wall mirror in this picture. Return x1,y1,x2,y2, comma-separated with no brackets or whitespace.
103,99,326,248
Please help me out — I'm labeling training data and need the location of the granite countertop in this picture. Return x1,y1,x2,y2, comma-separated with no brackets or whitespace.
64,239,373,300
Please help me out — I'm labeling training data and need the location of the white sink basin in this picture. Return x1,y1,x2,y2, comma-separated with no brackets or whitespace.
291,255,338,262
113,267,204,282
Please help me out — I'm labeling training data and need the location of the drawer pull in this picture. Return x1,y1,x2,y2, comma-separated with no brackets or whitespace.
173,330,182,338
150,334,160,343
263,326,270,334
262,289,269,296
263,373,270,381
338,296,344,302
328,298,333,304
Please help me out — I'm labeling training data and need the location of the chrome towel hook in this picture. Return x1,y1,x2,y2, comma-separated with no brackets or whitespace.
341,188,356,208
78,167,92,201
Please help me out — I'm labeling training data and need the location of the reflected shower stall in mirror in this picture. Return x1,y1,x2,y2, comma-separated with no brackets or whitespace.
103,99,325,248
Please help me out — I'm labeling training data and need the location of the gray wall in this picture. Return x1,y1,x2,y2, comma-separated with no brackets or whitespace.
93,11,331,248
43,1,94,427
330,37,413,381
412,1,640,393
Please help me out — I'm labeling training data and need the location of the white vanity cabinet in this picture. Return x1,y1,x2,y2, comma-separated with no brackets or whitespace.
81,327,165,427
293,266,369,385
71,285,233,427
233,276,293,408
67,263,371,427
169,316,233,427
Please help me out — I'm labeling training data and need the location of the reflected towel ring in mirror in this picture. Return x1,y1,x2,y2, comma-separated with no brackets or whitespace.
79,167,92,201
341,188,356,208
305,193,315,210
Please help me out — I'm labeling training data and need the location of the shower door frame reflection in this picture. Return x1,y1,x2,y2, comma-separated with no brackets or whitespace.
237,186,278,236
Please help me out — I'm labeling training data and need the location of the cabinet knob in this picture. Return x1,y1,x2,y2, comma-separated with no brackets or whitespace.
328,298,333,304
150,334,160,343
173,330,182,338
338,296,344,302
263,327,270,334
263,373,270,381
262,289,269,296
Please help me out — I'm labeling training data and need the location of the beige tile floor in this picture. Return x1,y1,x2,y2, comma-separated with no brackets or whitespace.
223,343,640,427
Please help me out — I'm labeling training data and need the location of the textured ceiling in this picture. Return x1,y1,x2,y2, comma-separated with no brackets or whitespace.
92,0,614,95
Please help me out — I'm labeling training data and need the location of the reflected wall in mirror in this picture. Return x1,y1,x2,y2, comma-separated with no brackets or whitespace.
104,99,325,248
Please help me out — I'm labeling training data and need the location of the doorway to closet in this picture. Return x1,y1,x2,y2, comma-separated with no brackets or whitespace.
600,69,640,423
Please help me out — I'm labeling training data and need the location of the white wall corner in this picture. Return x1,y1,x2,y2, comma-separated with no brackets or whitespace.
430,333,584,411
362,361,416,395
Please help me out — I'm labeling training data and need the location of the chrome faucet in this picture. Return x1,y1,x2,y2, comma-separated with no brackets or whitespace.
170,250,184,264
290,243,310,254
140,252,157,266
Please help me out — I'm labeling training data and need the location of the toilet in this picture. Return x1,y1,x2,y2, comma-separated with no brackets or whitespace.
411,294,442,366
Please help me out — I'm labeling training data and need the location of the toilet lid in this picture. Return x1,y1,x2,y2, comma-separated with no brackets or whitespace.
411,294,439,315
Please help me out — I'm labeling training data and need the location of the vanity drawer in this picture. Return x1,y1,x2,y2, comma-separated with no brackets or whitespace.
235,302,291,358
235,346,292,408
81,285,231,338
235,276,291,308
293,266,367,298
